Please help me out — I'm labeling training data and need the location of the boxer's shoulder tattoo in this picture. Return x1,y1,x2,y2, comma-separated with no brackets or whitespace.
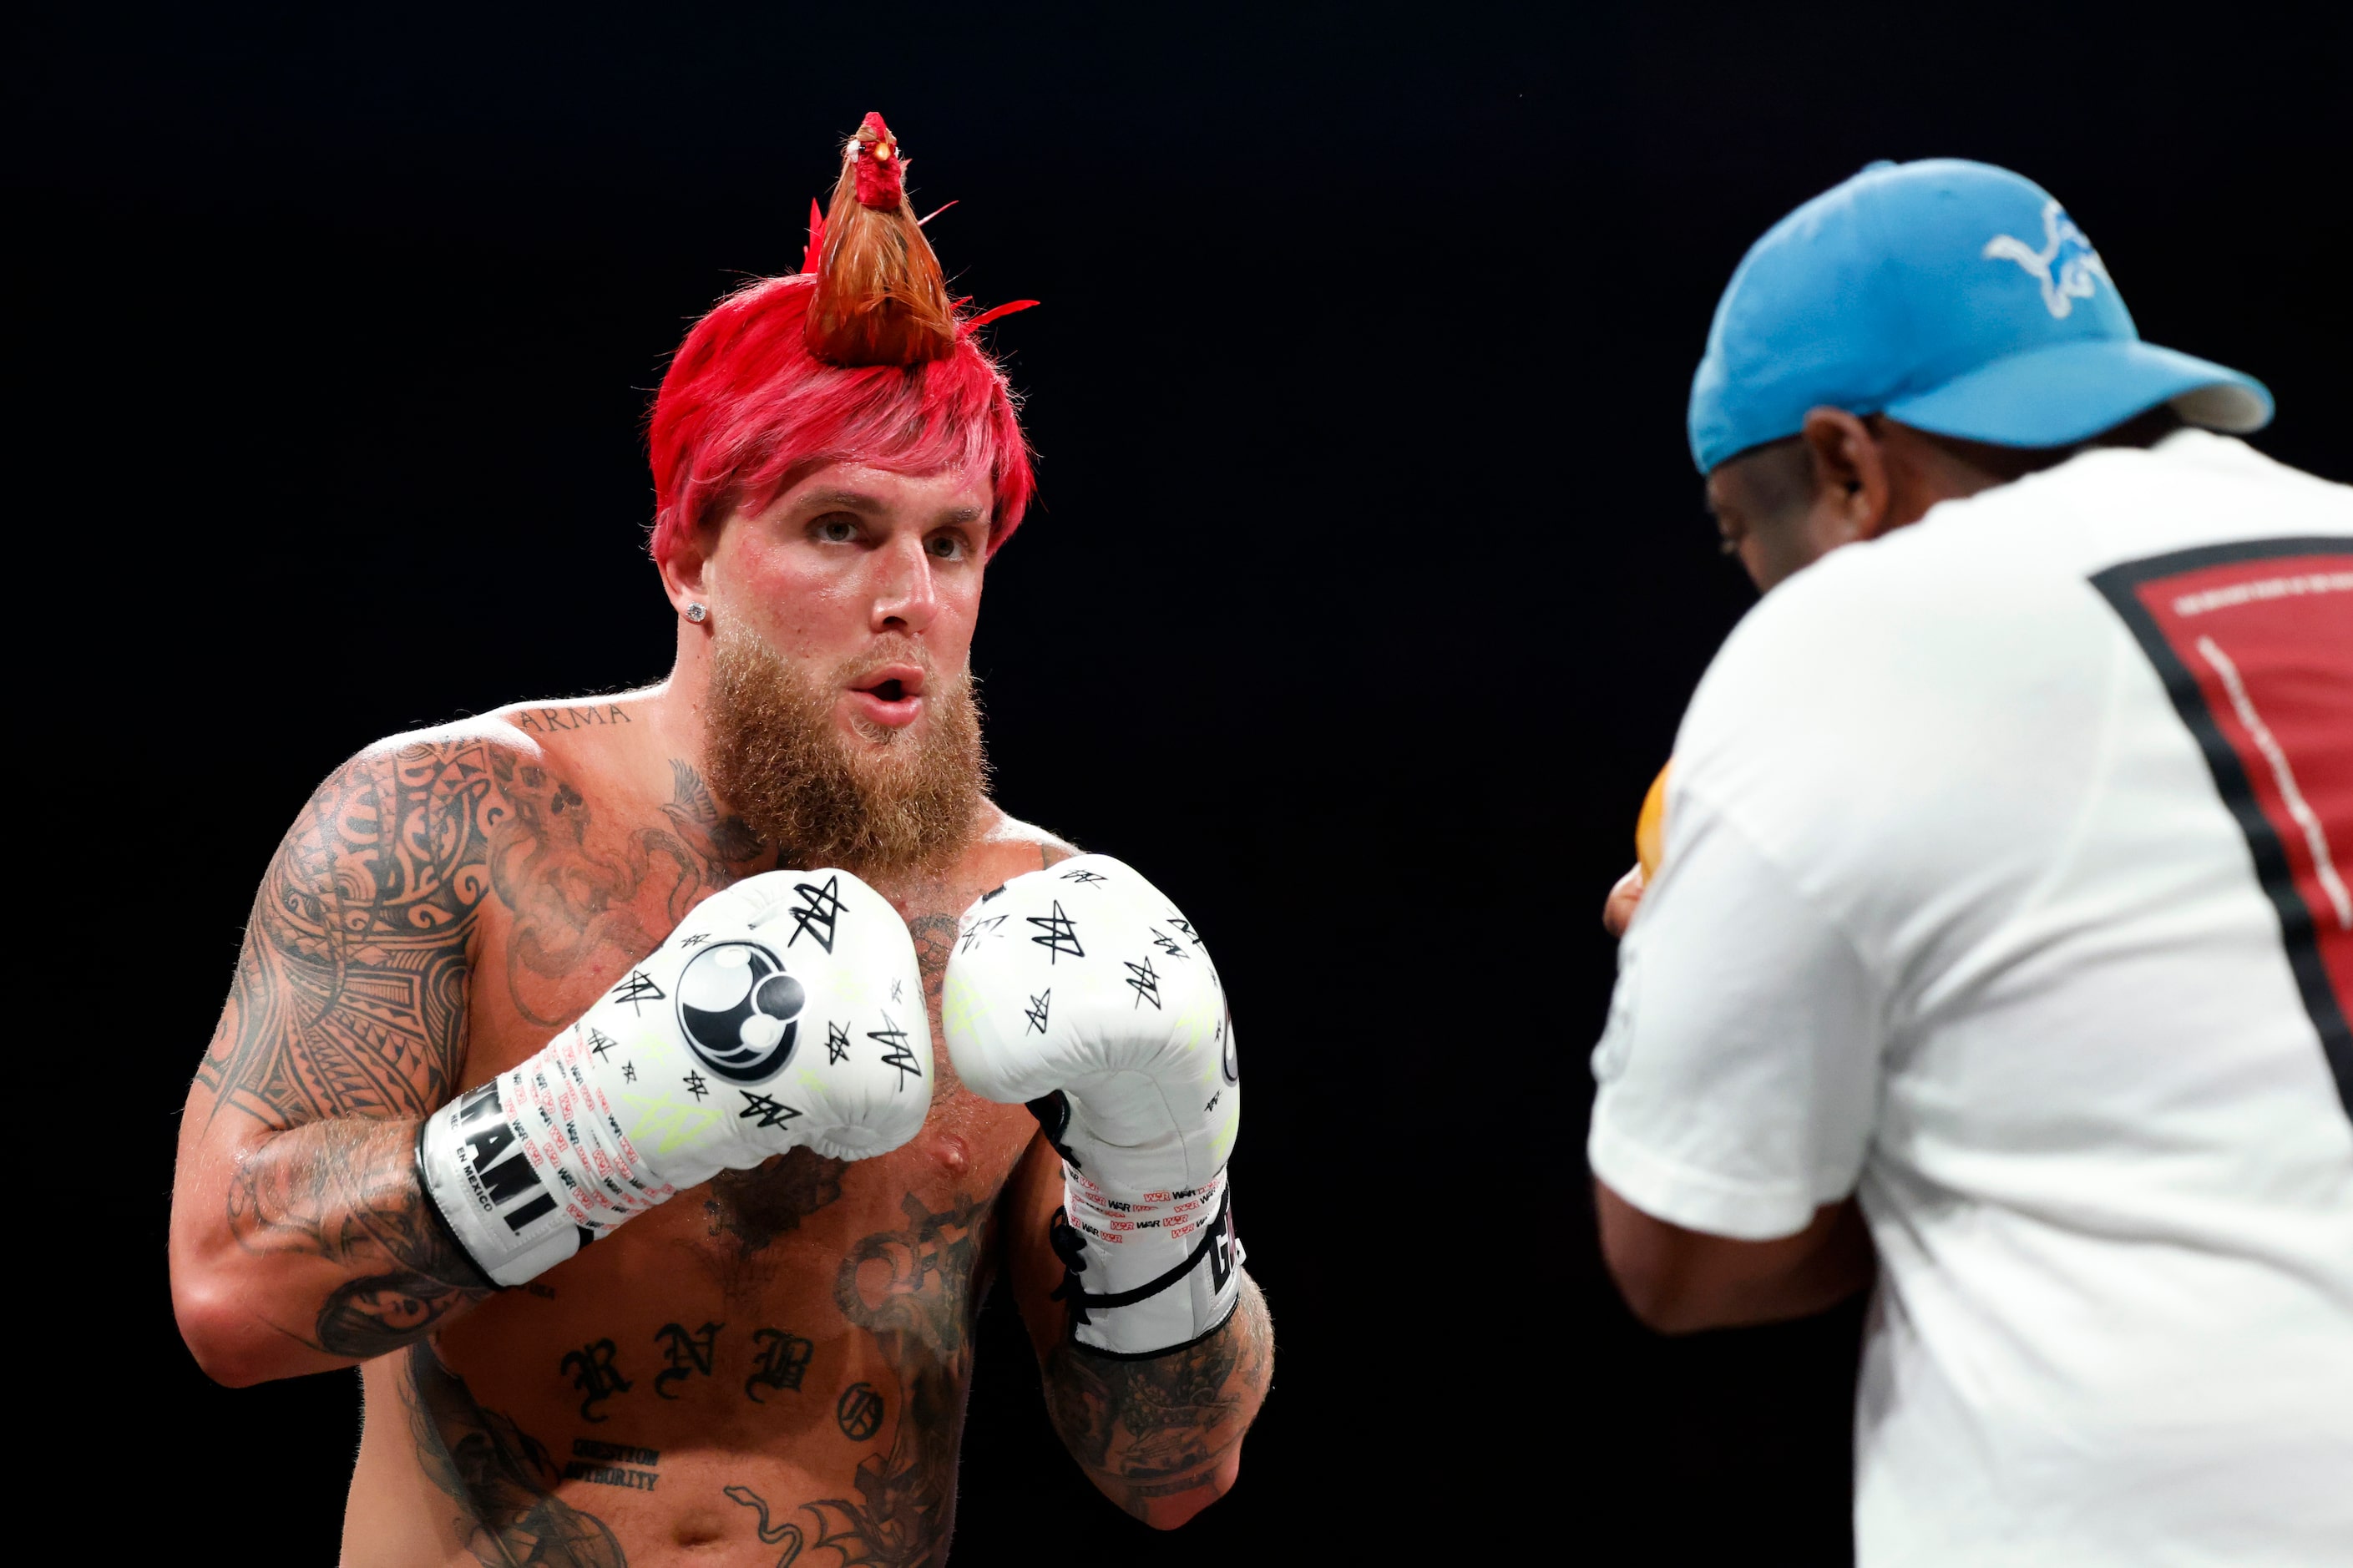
201,737,503,1130
226,1115,495,1358
201,741,768,1128
490,753,767,1026
402,1343,629,1566
510,702,633,734
1041,1275,1273,1521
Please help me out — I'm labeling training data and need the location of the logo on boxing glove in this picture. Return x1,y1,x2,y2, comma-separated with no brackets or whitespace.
675,941,807,1083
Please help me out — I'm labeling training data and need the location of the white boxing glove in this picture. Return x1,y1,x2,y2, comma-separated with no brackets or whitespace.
418,868,932,1286
943,854,1242,1357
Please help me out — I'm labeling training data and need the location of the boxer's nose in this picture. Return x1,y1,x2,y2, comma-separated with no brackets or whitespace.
870,534,939,635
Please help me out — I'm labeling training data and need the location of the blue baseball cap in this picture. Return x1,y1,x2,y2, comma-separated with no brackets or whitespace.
1687,159,2271,473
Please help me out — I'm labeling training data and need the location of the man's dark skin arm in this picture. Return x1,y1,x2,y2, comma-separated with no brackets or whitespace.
1596,1184,1874,1334
170,740,500,1384
1002,1134,1274,1528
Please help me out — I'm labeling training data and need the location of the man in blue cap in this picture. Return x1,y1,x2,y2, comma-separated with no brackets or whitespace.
1589,159,2351,1564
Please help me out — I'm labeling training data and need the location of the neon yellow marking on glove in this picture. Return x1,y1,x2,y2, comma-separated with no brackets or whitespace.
619,1092,721,1158
939,969,981,1039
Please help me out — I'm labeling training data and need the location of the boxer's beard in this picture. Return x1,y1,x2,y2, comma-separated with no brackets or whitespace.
702,620,987,879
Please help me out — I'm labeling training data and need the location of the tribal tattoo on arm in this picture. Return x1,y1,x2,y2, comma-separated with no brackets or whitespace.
193,741,771,1364
1041,1275,1275,1523
195,741,503,1357
200,741,495,1130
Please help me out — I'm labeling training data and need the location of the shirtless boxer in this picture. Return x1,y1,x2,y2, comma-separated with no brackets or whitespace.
168,114,1273,1565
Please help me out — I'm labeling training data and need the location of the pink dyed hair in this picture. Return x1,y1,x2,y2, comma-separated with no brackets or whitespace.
647,271,1034,564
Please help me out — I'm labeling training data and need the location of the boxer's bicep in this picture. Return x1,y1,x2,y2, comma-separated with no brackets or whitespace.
190,741,488,1135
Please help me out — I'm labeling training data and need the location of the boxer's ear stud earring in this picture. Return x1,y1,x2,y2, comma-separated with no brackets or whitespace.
685,604,708,624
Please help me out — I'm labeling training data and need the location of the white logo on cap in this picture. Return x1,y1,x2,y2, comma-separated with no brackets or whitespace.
1983,199,2113,319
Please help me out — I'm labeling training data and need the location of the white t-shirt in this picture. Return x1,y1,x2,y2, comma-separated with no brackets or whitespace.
1589,431,2353,1566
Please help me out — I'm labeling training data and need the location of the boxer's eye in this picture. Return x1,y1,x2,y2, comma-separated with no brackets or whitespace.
812,516,859,544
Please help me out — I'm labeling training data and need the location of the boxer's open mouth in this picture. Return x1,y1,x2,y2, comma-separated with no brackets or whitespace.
847,665,927,728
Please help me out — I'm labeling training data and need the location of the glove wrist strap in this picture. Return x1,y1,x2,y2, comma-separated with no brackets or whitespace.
1050,1164,1243,1358
416,1026,676,1287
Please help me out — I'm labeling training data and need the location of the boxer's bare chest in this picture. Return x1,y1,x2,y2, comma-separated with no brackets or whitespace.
360,721,1052,1562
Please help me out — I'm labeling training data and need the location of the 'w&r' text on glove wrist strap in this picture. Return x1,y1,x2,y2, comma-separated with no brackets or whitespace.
1050,1162,1243,1358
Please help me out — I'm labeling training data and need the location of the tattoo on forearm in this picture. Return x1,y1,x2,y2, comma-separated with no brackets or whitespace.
402,1343,627,1567
225,1115,493,1358
1043,1275,1273,1516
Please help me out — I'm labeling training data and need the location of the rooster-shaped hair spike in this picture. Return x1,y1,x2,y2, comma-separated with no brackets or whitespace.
803,112,962,367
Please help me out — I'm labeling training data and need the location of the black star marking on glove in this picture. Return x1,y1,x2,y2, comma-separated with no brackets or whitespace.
1166,916,1202,947
891,978,903,1004
587,1028,617,1060
788,874,845,953
737,1091,802,1130
682,1070,710,1100
1149,925,1192,960
1025,989,1051,1034
622,1061,637,1083
826,1020,851,1065
868,1014,923,1089
1027,901,1085,964
1123,954,1162,1010
681,932,711,948
616,970,666,1014
959,913,1008,952
1060,867,1108,886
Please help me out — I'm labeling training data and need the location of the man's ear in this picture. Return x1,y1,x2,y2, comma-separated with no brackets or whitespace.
657,520,716,619
1798,407,1895,546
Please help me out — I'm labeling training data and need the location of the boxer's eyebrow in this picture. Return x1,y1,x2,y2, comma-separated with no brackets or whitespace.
800,488,886,513
935,504,987,526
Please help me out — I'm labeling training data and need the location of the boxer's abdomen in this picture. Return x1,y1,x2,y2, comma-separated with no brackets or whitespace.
347,1111,1030,1565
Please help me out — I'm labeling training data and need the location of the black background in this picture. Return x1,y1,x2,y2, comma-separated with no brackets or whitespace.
19,3,2349,1561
